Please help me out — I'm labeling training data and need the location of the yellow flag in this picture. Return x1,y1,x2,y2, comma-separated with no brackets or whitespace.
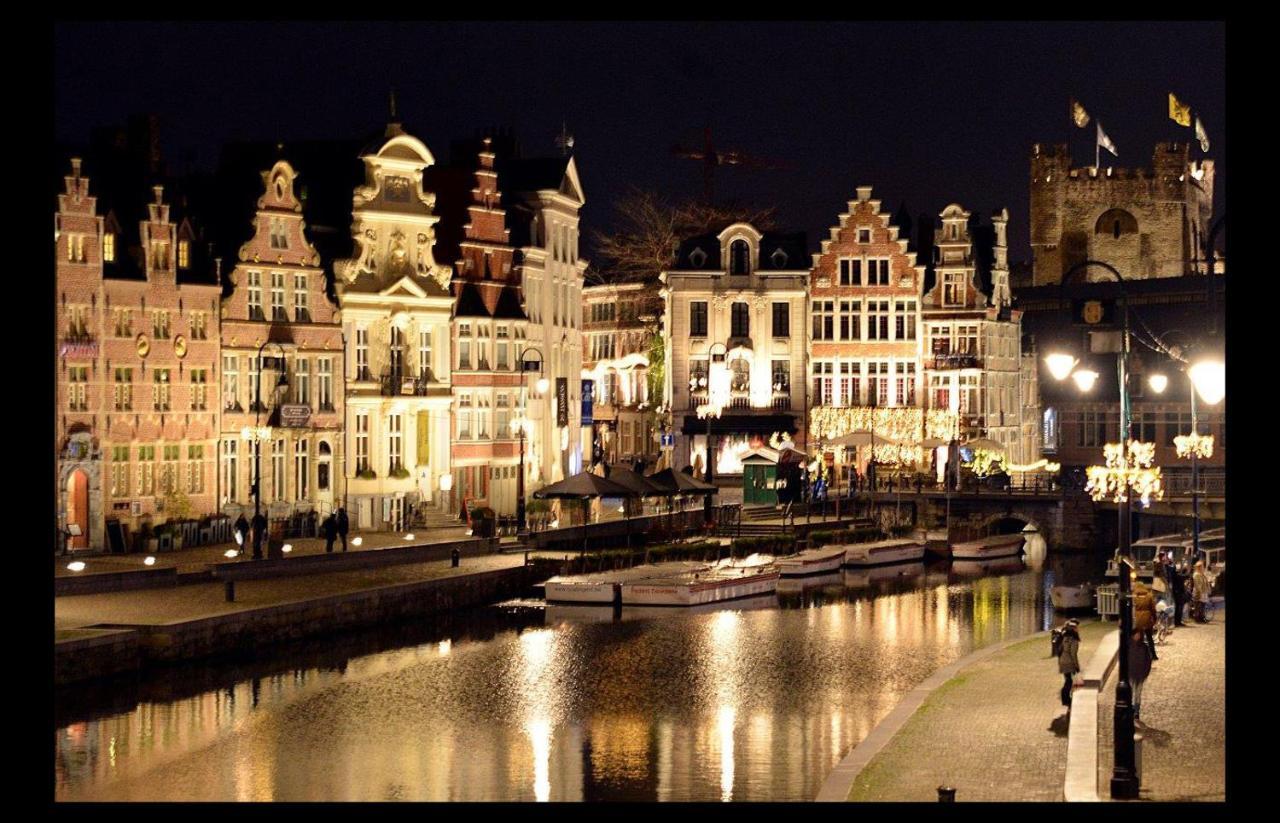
1169,93,1192,127
1071,98,1090,128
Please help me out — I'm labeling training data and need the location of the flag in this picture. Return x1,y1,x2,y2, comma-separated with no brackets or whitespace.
1071,98,1090,128
1195,116,1210,152
1097,122,1118,158
1169,92,1192,127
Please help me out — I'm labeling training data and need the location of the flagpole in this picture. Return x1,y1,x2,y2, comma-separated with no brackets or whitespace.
1095,124,1100,171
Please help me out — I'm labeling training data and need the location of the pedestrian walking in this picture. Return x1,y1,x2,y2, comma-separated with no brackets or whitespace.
321,513,337,553
234,514,249,554
250,512,267,560
1056,618,1082,710
336,507,349,552
1192,560,1213,622
1169,559,1189,627
1132,578,1159,661
1128,629,1153,723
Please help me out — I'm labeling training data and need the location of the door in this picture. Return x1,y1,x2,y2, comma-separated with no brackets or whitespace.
67,469,89,549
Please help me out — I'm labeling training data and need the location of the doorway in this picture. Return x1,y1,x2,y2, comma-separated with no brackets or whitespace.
67,469,89,549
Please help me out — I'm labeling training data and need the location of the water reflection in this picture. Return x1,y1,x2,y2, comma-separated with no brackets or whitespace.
57,564,1055,802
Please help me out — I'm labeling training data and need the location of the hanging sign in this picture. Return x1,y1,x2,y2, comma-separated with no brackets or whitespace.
557,378,569,427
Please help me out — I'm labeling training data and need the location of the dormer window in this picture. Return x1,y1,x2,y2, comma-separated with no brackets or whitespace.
177,239,190,269
729,239,750,276
858,229,871,244
269,217,289,250
770,248,788,268
103,233,115,263
689,247,707,269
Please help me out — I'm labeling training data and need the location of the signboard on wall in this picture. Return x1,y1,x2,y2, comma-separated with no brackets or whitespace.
279,404,311,428
557,378,569,428
582,379,594,426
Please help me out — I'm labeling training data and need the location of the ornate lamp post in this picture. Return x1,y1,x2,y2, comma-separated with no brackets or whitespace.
516,347,549,536
242,341,289,560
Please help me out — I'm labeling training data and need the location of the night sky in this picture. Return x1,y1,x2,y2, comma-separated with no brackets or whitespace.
54,21,1225,264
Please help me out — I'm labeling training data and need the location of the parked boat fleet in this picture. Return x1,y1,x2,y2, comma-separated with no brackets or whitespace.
541,532,1027,607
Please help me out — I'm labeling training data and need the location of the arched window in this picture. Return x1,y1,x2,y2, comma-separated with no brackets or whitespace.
730,239,750,276
1095,209,1138,239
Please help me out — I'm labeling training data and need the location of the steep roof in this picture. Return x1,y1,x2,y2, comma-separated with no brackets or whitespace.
672,228,809,271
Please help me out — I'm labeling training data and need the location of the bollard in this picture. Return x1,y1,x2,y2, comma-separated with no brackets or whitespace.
451,548,460,568
937,786,956,803
224,580,236,602
524,551,530,566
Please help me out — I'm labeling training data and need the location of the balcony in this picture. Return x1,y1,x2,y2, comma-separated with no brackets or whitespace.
59,333,97,359
380,368,433,397
928,353,982,370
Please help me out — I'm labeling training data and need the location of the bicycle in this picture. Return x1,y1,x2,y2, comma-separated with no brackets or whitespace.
1155,601,1175,644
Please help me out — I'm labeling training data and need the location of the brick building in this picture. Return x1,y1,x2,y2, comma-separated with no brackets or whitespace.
219,159,345,522
55,159,222,551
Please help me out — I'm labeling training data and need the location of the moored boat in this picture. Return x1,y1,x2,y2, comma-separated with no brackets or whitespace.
621,564,781,606
842,537,927,566
950,532,1025,560
778,546,847,577
1051,583,1097,611
543,561,709,603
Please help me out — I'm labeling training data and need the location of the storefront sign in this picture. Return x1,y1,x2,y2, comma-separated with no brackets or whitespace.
557,378,569,427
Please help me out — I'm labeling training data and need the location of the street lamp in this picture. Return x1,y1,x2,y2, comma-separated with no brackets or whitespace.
243,341,289,560
696,342,729,526
517,347,547,537
1043,259,1140,799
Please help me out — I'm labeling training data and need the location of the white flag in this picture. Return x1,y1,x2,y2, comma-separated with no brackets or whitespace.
1097,122,1118,158
1195,116,1210,152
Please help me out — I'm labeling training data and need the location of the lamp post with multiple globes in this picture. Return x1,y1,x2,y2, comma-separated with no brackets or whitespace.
516,347,550,537
241,341,289,560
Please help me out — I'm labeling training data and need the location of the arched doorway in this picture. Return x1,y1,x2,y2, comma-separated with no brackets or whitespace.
67,470,89,549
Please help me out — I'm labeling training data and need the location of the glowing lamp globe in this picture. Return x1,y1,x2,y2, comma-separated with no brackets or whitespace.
1188,360,1225,406
1071,369,1100,393
351,536,364,547
144,556,156,566
536,377,551,394
1045,353,1077,382
1147,373,1169,394
67,561,86,572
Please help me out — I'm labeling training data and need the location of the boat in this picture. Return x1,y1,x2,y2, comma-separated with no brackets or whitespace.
543,561,709,604
950,532,1025,560
924,529,951,558
1051,583,1097,611
842,537,927,566
620,564,781,606
951,555,1026,577
777,546,847,577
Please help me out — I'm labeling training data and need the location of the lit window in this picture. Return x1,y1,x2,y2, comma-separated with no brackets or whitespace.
177,240,190,268
103,233,115,262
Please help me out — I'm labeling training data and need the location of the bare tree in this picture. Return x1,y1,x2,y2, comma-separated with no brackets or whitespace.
589,188,778,286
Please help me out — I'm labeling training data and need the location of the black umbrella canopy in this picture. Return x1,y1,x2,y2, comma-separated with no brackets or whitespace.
533,471,637,499
646,468,719,497
605,465,667,497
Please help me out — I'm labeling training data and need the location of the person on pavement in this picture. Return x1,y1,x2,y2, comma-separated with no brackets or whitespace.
336,507,350,552
234,514,249,553
250,512,267,559
1128,629,1153,723
322,513,338,554
1193,560,1213,621
1057,618,1082,710
1132,578,1159,661
1169,559,1189,626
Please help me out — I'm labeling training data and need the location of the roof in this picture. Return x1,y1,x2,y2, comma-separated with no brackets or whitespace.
492,287,528,320
453,282,490,318
672,228,809,271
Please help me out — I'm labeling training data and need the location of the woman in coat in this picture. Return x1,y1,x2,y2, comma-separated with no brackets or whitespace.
1193,560,1213,621
1128,629,1153,722
1131,579,1159,660
1057,619,1082,709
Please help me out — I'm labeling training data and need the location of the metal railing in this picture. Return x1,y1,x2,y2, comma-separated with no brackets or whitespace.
928,353,982,370
772,393,792,411
380,369,432,397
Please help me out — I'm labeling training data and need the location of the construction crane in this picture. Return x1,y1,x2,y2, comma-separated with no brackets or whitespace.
672,127,787,203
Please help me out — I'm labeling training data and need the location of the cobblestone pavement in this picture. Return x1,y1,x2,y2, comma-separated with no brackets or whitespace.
54,553,524,632
55,528,472,577
848,619,1112,802
1097,604,1225,802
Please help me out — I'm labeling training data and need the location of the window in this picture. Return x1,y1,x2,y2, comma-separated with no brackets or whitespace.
690,301,708,337
222,440,238,502
151,240,169,270
387,414,403,472
1134,411,1157,443
187,445,205,494
222,355,240,411
318,358,334,411
813,361,834,406
858,228,871,244
867,258,890,286
943,272,965,306
153,369,171,411
110,446,130,496
477,395,491,440
270,217,289,249
868,301,889,340
137,446,155,496
729,358,750,393
190,369,208,411
390,326,404,376
163,445,182,495
317,441,331,491
838,258,862,286
496,325,509,370
772,303,790,338
153,310,170,339
895,362,916,406
190,311,207,340
67,366,88,411
689,360,708,396
67,234,86,263
355,328,369,380
956,325,978,355
839,301,860,341
355,413,369,472
838,362,862,406
270,272,286,320
812,300,835,340
772,360,790,394
294,359,310,405
103,233,115,263
419,330,433,380
292,440,308,500
730,303,750,338
177,239,190,269
730,239,750,276
247,272,264,320
114,368,133,411
248,356,261,409
458,394,472,440
1164,412,1192,447
458,323,472,370
895,302,916,340
496,392,511,437
959,374,979,415
1078,410,1109,448
294,273,310,321
112,308,132,337
271,439,285,501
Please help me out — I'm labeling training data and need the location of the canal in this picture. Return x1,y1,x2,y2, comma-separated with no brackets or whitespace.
55,542,1102,802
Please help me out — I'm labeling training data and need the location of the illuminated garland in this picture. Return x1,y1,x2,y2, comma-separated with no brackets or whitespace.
965,448,1005,478
1174,432,1214,459
808,407,959,444
1005,458,1061,473
1085,440,1164,507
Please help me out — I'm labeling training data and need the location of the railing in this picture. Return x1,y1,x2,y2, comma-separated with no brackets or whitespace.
380,369,432,397
1163,473,1226,496
691,391,708,406
59,335,98,358
772,393,792,411
728,393,751,410
928,353,982,370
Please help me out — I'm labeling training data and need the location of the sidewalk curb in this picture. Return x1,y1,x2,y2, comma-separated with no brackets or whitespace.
1064,629,1119,802
815,630,1048,802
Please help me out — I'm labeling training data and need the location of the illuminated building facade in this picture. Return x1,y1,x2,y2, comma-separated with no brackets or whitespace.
55,159,222,551
661,222,809,475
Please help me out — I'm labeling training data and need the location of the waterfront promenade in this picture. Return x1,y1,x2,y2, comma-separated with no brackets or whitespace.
836,606,1224,802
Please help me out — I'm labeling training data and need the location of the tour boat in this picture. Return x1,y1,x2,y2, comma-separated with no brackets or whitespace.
777,571,843,594
842,537,927,566
950,533,1025,560
543,561,709,604
1051,583,1097,611
777,545,847,577
620,564,781,606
